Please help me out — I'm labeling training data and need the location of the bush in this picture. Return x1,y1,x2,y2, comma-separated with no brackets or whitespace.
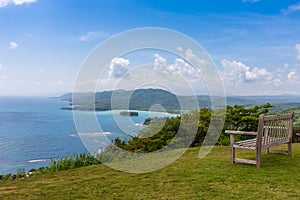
47,153,101,173
113,104,273,153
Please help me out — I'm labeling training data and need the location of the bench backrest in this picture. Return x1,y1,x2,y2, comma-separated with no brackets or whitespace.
257,113,294,147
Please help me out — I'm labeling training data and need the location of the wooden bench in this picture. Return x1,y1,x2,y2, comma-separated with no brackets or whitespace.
297,133,300,143
293,127,300,143
225,113,294,168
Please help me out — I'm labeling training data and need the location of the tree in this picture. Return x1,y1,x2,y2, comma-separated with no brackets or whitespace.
114,104,273,152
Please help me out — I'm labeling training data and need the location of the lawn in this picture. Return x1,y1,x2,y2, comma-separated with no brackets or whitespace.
1,144,300,199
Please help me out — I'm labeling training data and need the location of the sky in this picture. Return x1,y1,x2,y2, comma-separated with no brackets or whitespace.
0,0,300,96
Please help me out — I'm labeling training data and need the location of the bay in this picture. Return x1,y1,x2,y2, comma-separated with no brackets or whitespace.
0,96,175,175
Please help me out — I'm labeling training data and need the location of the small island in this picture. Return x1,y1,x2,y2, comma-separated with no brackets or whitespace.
119,111,139,116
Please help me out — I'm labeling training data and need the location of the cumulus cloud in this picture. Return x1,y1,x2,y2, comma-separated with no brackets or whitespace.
154,53,167,71
169,58,198,78
282,2,300,14
108,57,130,78
296,44,300,60
221,59,273,84
180,48,209,69
0,0,36,7
153,54,199,80
287,71,296,81
9,41,18,49
287,70,300,83
80,31,108,42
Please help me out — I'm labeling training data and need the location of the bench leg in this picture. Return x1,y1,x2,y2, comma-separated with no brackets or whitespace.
230,134,235,164
230,147,235,164
256,149,261,168
288,141,292,157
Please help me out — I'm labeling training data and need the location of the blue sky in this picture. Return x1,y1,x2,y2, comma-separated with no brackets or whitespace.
0,0,300,96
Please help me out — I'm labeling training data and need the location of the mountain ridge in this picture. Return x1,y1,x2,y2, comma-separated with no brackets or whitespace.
59,89,300,112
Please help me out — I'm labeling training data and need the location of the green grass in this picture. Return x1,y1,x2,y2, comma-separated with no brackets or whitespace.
1,144,300,199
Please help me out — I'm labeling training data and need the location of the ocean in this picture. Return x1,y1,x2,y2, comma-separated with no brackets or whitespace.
0,96,175,175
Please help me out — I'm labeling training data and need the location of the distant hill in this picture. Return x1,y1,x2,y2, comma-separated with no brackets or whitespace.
60,89,181,112
59,89,300,112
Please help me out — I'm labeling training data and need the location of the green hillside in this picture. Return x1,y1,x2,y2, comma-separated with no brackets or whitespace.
59,89,300,112
280,107,300,127
1,144,300,199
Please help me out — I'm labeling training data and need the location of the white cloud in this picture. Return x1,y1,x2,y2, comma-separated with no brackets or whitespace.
169,58,198,78
154,53,167,71
181,49,209,68
0,64,3,70
296,44,300,60
282,2,300,14
108,57,130,78
287,70,300,83
153,53,199,80
0,0,36,7
0,0,9,7
221,59,273,84
9,41,18,49
284,63,289,68
80,31,108,42
287,71,296,81
272,78,282,86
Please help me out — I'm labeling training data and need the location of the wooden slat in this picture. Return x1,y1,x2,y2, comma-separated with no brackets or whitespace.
269,149,288,153
263,113,293,121
225,130,257,135
234,138,256,145
233,145,256,150
264,126,289,130
234,158,256,165
261,139,290,148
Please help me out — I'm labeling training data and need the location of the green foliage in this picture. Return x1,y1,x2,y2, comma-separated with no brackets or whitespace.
0,153,102,182
0,168,27,181
47,153,101,173
114,104,273,152
16,168,25,175
219,103,273,145
224,103,272,131
279,106,300,127
143,117,152,125
68,89,182,112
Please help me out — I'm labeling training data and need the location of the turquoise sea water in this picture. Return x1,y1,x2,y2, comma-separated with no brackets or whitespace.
0,96,175,175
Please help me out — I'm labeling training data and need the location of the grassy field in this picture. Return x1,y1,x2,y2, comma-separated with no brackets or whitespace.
1,144,300,199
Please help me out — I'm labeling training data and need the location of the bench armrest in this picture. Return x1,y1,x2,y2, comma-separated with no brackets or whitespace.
225,130,257,136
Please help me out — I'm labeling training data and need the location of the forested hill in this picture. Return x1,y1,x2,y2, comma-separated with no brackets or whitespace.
59,89,300,112
60,89,181,112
